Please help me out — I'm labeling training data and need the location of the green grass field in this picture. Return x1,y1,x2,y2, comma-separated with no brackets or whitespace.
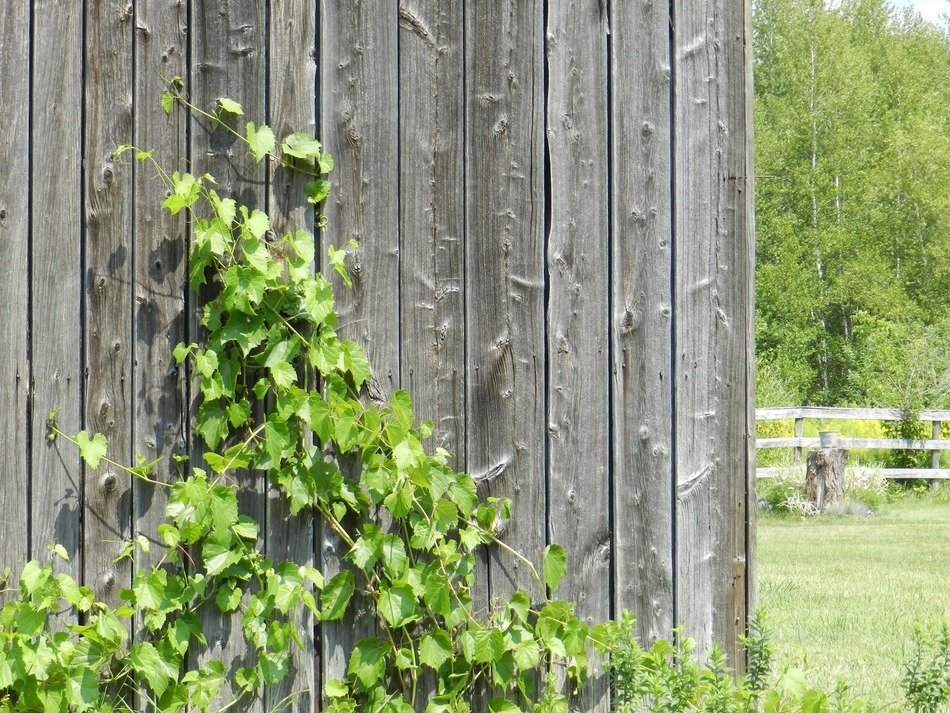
758,497,950,707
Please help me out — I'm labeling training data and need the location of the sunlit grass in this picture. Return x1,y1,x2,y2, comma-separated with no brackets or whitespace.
757,496,950,707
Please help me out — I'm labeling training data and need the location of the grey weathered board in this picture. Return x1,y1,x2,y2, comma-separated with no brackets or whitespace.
132,0,189,571
319,0,401,699
30,0,84,587
0,0,30,573
84,0,135,611
465,0,547,608
611,0,677,649
0,1,755,709
398,3,466,705
546,0,610,710
673,0,754,661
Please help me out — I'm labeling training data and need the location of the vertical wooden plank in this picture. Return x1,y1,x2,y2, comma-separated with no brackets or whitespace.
611,0,675,645
545,0,610,709
84,0,134,609
31,0,84,578
267,0,318,709
673,0,753,661
930,420,941,489
191,1,267,707
399,3,464,707
744,0,758,651
465,0,545,605
319,0,400,692
399,0,465,465
793,416,804,464
133,0,188,569
0,0,30,572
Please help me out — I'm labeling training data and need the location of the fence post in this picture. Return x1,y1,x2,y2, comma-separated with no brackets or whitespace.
931,420,942,491
794,416,804,465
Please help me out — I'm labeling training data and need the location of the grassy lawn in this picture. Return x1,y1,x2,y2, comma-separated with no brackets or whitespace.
757,496,950,707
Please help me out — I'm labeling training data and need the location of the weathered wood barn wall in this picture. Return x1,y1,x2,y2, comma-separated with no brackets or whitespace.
0,0,754,710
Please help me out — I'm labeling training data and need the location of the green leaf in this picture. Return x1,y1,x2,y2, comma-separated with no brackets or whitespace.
202,539,239,576
281,132,323,159
244,209,270,240
49,543,70,562
76,430,108,469
235,666,259,693
246,121,276,162
215,581,243,612
221,264,266,313
321,570,355,620
19,560,48,595
67,667,100,708
194,348,218,379
543,544,567,594
488,699,522,713
305,179,332,204
270,360,298,390
324,678,348,698
173,341,195,364
196,400,229,450
217,96,244,115
327,244,353,287
342,341,371,389
348,525,383,570
317,151,334,174
377,583,418,628
423,573,452,616
130,641,178,697
161,91,175,115
183,660,226,708
418,629,453,670
347,637,389,689
242,236,271,274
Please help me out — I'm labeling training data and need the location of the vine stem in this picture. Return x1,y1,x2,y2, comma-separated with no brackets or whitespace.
486,530,545,600
49,425,172,488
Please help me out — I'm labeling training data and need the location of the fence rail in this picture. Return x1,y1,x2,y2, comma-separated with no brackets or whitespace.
755,407,949,480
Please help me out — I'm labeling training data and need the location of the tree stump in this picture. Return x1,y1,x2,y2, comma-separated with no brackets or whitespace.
805,448,847,512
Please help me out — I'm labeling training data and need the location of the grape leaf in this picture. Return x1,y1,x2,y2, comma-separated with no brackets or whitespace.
76,430,108,470
217,97,244,115
245,121,275,162
543,544,567,594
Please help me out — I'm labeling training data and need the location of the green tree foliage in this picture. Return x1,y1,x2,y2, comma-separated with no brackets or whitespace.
753,0,950,408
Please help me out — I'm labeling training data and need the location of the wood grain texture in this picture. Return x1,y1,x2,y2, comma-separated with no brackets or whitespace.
319,0,400,691
744,0,758,652
0,0,30,572
465,0,546,607
610,0,675,644
83,0,134,609
399,0,466,465
545,0,610,709
1,0,760,697
398,3,465,706
31,0,84,579
191,1,267,707
673,0,753,661
266,0,318,709
132,0,188,572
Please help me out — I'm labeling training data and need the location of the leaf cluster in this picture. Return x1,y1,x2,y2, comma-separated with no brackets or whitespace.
1,86,589,713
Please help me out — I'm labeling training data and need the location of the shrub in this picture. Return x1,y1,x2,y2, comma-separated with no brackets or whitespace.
902,622,950,713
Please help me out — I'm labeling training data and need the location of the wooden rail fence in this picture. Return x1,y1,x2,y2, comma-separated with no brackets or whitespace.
756,407,950,480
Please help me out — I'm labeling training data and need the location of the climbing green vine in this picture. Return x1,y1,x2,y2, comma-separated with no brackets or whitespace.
0,83,591,713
